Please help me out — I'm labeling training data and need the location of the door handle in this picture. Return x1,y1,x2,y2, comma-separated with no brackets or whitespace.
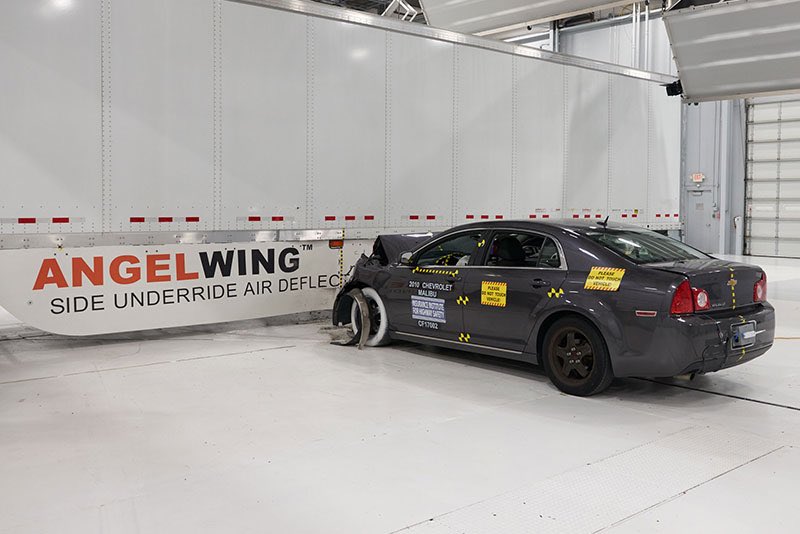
531,279,550,288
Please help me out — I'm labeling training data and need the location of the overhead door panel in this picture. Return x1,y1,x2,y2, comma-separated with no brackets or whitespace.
745,97,800,258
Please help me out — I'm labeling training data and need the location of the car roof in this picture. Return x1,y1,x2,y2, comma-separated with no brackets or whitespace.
446,219,644,234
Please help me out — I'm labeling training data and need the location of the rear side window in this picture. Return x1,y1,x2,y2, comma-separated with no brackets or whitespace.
415,232,483,267
485,232,561,268
582,229,709,264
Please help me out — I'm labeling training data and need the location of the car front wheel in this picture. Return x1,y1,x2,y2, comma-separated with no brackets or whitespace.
350,287,391,347
541,316,614,396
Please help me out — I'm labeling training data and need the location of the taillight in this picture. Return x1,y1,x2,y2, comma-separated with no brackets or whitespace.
670,280,694,315
693,287,710,311
754,272,767,302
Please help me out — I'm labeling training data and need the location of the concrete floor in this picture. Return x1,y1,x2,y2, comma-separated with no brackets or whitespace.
1,255,799,533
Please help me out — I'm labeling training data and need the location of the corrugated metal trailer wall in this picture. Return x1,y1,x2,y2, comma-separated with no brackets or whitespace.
746,97,800,257
0,0,680,249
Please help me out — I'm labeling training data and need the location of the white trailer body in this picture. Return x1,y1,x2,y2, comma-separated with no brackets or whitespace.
0,0,680,335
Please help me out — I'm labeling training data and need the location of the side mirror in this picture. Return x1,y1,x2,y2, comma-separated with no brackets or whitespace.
399,251,413,266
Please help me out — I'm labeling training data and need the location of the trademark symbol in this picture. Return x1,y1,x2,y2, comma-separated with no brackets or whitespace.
301,244,313,251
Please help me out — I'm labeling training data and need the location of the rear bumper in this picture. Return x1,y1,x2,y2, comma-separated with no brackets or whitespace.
614,303,775,377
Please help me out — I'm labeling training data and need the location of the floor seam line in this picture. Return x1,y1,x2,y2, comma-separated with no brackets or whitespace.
593,445,785,533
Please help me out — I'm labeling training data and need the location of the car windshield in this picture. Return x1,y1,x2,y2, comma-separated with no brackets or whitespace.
582,229,710,264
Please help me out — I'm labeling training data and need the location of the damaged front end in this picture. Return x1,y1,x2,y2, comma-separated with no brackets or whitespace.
331,232,434,347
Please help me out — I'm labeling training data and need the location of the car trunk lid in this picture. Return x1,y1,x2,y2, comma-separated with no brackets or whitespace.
644,258,763,312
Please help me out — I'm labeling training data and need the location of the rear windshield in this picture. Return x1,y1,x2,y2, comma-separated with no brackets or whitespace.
582,229,710,264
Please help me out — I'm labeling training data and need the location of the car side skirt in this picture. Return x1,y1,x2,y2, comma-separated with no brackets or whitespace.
391,331,534,363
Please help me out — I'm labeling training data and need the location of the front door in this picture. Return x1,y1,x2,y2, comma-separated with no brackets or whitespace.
383,230,487,343
461,230,567,353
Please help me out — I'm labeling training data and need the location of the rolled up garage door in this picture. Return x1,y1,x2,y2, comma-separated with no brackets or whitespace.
746,97,800,258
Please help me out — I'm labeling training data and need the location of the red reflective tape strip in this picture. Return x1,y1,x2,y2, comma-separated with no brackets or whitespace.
656,213,661,217
409,215,419,220
572,214,579,219
345,215,356,221
495,215,503,219
158,217,173,223
426,215,436,220
674,213,679,218
621,214,628,218
130,217,145,223
480,215,489,220
465,214,475,219
595,214,602,218
364,215,374,221
325,216,336,221
665,213,671,217
542,214,550,219
186,216,200,223
583,214,590,218
18,217,36,224
248,216,262,222
632,213,638,218
529,214,537,219
271,216,284,222
52,217,70,224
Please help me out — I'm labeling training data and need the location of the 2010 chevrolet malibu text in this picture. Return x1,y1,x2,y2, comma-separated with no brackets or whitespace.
333,220,775,396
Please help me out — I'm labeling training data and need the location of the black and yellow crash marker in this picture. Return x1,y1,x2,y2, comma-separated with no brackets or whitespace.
458,332,471,343
547,287,564,299
477,239,486,248
413,267,459,276
456,295,469,305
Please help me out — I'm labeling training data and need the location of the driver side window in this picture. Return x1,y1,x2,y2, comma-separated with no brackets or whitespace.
485,231,562,268
415,232,483,267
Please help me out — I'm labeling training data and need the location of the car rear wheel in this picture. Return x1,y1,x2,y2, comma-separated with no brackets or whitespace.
350,287,390,346
541,317,613,396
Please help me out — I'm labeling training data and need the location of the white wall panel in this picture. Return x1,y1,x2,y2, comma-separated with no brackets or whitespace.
513,57,564,219
610,77,648,220
648,84,681,219
455,47,513,221
310,18,385,228
386,34,454,229
110,0,215,230
221,3,307,229
564,69,608,219
0,0,102,233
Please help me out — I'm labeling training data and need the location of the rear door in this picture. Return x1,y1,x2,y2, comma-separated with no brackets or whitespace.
384,229,487,342
461,230,568,353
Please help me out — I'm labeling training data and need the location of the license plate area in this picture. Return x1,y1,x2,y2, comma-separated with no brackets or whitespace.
731,321,757,349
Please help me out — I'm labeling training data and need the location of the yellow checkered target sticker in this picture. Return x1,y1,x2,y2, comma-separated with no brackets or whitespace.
481,281,507,307
584,267,625,291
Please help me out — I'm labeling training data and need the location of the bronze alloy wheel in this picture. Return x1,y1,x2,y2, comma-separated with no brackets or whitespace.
542,316,614,396
548,328,595,384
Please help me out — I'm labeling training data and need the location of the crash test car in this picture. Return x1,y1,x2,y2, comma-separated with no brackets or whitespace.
332,220,775,396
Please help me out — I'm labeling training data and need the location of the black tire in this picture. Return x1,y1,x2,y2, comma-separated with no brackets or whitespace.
541,316,614,396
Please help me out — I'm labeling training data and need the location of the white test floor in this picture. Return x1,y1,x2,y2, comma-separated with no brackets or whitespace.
1,255,799,534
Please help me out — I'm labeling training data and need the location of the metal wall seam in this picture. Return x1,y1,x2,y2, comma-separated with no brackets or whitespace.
646,79,653,222
776,102,783,255
101,0,112,233
384,31,391,228
305,15,315,229
213,0,223,229
606,73,612,220
451,44,458,223
561,65,568,215
510,55,518,219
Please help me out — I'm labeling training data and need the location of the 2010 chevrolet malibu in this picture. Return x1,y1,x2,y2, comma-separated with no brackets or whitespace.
332,220,775,396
